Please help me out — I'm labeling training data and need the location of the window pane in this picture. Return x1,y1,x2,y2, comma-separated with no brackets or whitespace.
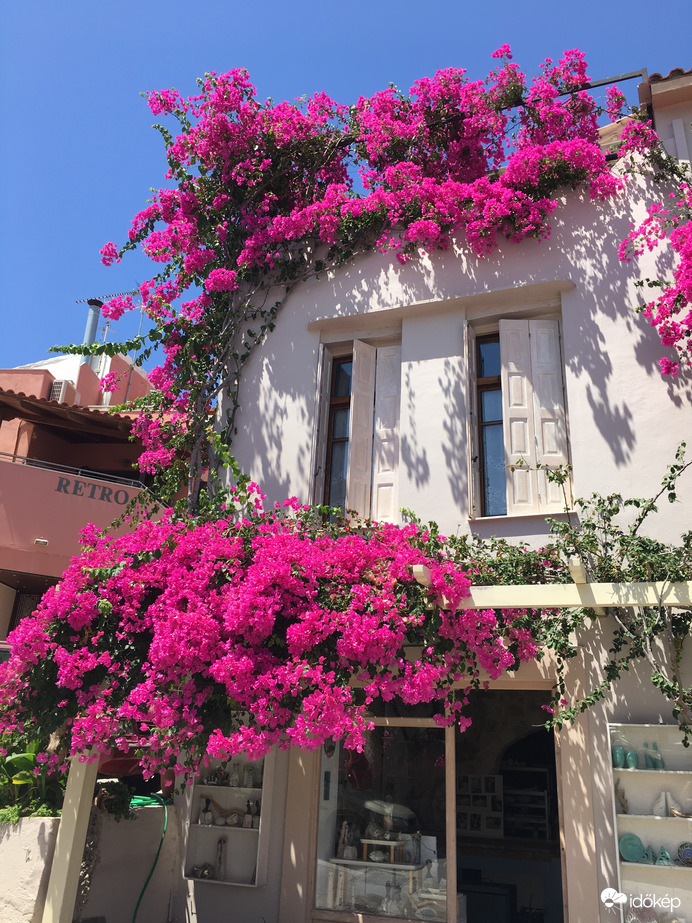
315,727,447,919
327,441,348,510
480,389,502,423
478,339,500,378
482,422,507,515
332,407,350,439
333,361,353,398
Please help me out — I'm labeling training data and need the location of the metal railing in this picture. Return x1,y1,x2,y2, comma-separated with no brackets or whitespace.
0,451,143,489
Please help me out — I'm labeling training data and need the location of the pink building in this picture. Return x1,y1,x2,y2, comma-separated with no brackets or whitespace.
0,348,151,639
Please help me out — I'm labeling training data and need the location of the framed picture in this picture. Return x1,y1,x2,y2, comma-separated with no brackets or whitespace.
458,774,503,837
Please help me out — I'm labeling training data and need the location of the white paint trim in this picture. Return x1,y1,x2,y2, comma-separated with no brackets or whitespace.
411,565,692,610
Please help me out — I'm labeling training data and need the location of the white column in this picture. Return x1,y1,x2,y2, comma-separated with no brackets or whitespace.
42,752,98,923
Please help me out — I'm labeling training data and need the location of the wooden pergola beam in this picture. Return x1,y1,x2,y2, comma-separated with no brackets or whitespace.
411,564,692,610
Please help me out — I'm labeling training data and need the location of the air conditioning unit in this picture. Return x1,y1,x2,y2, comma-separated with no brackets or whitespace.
48,379,77,404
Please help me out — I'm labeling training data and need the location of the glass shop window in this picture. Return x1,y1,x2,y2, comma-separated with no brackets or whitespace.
315,725,448,920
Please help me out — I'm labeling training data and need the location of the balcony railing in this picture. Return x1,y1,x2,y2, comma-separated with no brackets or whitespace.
0,451,143,489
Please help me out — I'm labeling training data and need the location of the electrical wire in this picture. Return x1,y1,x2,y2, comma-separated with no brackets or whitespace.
129,792,173,923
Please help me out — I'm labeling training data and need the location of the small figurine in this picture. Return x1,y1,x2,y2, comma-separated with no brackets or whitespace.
199,797,213,825
243,799,253,828
229,763,240,787
337,820,349,859
615,779,629,815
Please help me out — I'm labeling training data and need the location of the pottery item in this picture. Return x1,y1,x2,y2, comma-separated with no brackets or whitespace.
612,746,625,768
656,847,673,866
640,845,655,864
625,750,639,769
619,833,644,862
652,791,667,817
667,792,684,816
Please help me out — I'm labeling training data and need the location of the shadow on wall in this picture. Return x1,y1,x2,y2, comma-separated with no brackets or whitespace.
230,172,692,505
400,363,431,491
439,356,469,510
233,338,313,504
550,177,692,467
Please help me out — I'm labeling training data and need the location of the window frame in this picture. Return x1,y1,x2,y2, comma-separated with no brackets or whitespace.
322,356,353,510
312,338,402,523
475,333,506,517
468,314,572,519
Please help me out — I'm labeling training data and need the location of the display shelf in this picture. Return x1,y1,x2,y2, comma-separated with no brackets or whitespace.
323,857,426,914
183,750,274,887
608,722,692,911
501,767,552,840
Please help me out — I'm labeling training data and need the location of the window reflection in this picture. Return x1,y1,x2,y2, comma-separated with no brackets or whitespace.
315,726,448,919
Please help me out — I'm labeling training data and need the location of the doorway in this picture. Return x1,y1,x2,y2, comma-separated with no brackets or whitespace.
455,690,564,923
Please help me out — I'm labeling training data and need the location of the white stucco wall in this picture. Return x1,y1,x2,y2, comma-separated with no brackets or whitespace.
229,170,690,545
0,817,59,923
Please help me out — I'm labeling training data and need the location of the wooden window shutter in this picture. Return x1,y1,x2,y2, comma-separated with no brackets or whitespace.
311,343,331,506
499,319,538,514
529,318,570,512
346,340,376,518
467,325,481,518
370,344,401,523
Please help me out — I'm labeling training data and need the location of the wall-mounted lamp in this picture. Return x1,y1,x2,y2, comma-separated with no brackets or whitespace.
34,538,49,546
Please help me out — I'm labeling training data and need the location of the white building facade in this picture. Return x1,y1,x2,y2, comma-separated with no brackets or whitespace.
175,71,692,923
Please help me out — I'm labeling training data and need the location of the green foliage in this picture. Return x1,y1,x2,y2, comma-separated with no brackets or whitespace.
0,737,65,820
410,448,692,741
94,780,136,822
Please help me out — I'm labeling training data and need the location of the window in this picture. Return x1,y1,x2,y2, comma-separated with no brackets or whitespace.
314,722,448,918
470,317,571,517
316,340,401,523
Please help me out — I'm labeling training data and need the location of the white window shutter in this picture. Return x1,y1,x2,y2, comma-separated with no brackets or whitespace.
467,325,481,518
499,319,538,514
346,340,376,519
529,319,570,511
311,344,331,506
371,345,401,523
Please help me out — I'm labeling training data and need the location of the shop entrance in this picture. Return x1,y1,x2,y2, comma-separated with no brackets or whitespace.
311,691,564,923
456,690,563,923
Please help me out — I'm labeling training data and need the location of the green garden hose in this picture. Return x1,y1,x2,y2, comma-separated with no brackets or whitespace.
129,792,172,923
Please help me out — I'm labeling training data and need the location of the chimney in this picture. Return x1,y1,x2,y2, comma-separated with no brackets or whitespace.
82,299,103,369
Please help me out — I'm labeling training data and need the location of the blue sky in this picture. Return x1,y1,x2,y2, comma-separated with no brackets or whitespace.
1,0,690,370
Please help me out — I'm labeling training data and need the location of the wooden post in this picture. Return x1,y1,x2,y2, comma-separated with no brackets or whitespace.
445,723,457,923
42,752,98,923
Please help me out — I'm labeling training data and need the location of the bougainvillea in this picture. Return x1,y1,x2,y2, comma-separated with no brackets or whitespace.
0,489,559,776
619,183,692,376
58,45,672,511
7,49,690,776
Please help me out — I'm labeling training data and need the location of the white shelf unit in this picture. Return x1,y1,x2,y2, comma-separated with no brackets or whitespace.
184,749,275,887
608,723,692,912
